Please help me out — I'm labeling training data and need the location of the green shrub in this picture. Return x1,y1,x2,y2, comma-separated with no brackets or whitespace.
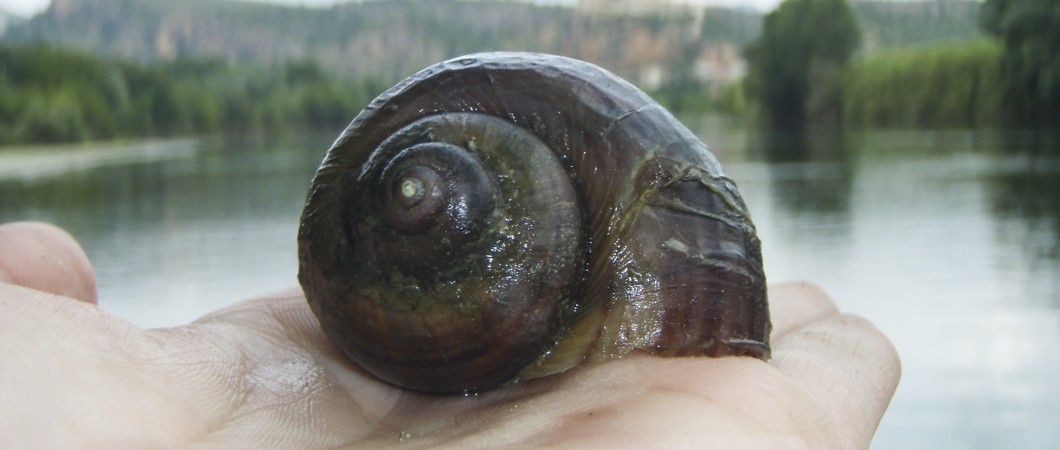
843,41,1005,128
14,93,90,143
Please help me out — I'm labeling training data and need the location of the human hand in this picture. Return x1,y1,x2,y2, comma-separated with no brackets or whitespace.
0,221,900,448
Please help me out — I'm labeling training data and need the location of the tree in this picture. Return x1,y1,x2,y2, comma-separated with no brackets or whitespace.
744,0,861,129
979,0,1060,128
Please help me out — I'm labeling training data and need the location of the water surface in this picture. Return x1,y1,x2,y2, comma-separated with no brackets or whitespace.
0,120,1056,448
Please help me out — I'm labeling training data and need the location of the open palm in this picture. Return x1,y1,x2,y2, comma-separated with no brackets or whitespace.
1,222,899,448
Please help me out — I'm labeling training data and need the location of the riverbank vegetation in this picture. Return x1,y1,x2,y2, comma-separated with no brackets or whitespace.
0,44,387,145
843,40,1005,128
1,0,1054,146
0,42,742,146
743,0,1056,130
744,0,862,129
978,0,1059,128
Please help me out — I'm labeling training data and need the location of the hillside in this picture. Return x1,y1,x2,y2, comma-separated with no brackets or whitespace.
854,0,984,52
0,8,25,35
2,0,982,88
3,0,737,89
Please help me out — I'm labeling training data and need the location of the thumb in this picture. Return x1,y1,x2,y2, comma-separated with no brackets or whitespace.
0,222,97,304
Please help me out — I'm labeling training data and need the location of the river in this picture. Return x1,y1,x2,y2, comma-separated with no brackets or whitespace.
1,117,1056,448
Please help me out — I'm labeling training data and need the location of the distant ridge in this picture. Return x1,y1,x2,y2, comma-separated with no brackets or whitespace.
0,7,26,35
2,0,982,87
854,0,984,51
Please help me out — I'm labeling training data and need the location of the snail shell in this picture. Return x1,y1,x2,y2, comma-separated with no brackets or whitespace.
298,52,770,394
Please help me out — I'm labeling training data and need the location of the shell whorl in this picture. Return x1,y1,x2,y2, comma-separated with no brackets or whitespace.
298,52,770,394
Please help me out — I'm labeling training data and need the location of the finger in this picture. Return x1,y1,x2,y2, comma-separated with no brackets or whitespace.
0,283,240,447
0,222,97,304
770,314,901,449
768,281,840,340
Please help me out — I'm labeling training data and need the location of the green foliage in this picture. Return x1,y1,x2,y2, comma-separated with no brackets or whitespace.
979,0,1060,127
843,41,1005,128
713,83,749,116
0,44,384,145
14,92,91,143
0,45,119,142
651,84,714,115
3,0,997,134
650,82,748,116
745,0,862,129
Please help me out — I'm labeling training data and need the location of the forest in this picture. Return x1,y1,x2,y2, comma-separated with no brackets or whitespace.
0,44,389,144
743,0,1056,130
0,0,1054,146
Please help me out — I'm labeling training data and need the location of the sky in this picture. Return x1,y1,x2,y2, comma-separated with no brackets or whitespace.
0,0,785,18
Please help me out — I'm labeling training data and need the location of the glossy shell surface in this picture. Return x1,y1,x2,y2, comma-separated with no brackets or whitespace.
298,52,770,394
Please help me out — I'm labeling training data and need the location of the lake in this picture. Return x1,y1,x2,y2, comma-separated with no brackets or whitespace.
1,117,1056,448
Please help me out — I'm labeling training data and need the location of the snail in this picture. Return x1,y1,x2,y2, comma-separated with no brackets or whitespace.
297,52,770,394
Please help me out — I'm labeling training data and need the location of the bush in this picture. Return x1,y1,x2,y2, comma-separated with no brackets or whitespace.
843,41,1005,128
980,0,1060,127
745,0,861,129
14,93,90,143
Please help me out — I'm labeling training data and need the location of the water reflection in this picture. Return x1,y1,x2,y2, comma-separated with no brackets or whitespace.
985,130,1060,308
733,126,856,282
0,133,333,326
690,119,1059,448
751,126,854,216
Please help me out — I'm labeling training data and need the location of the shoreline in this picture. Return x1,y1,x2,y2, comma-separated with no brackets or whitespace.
0,138,201,181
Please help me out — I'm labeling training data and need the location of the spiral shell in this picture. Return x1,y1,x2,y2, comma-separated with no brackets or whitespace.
298,52,769,394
